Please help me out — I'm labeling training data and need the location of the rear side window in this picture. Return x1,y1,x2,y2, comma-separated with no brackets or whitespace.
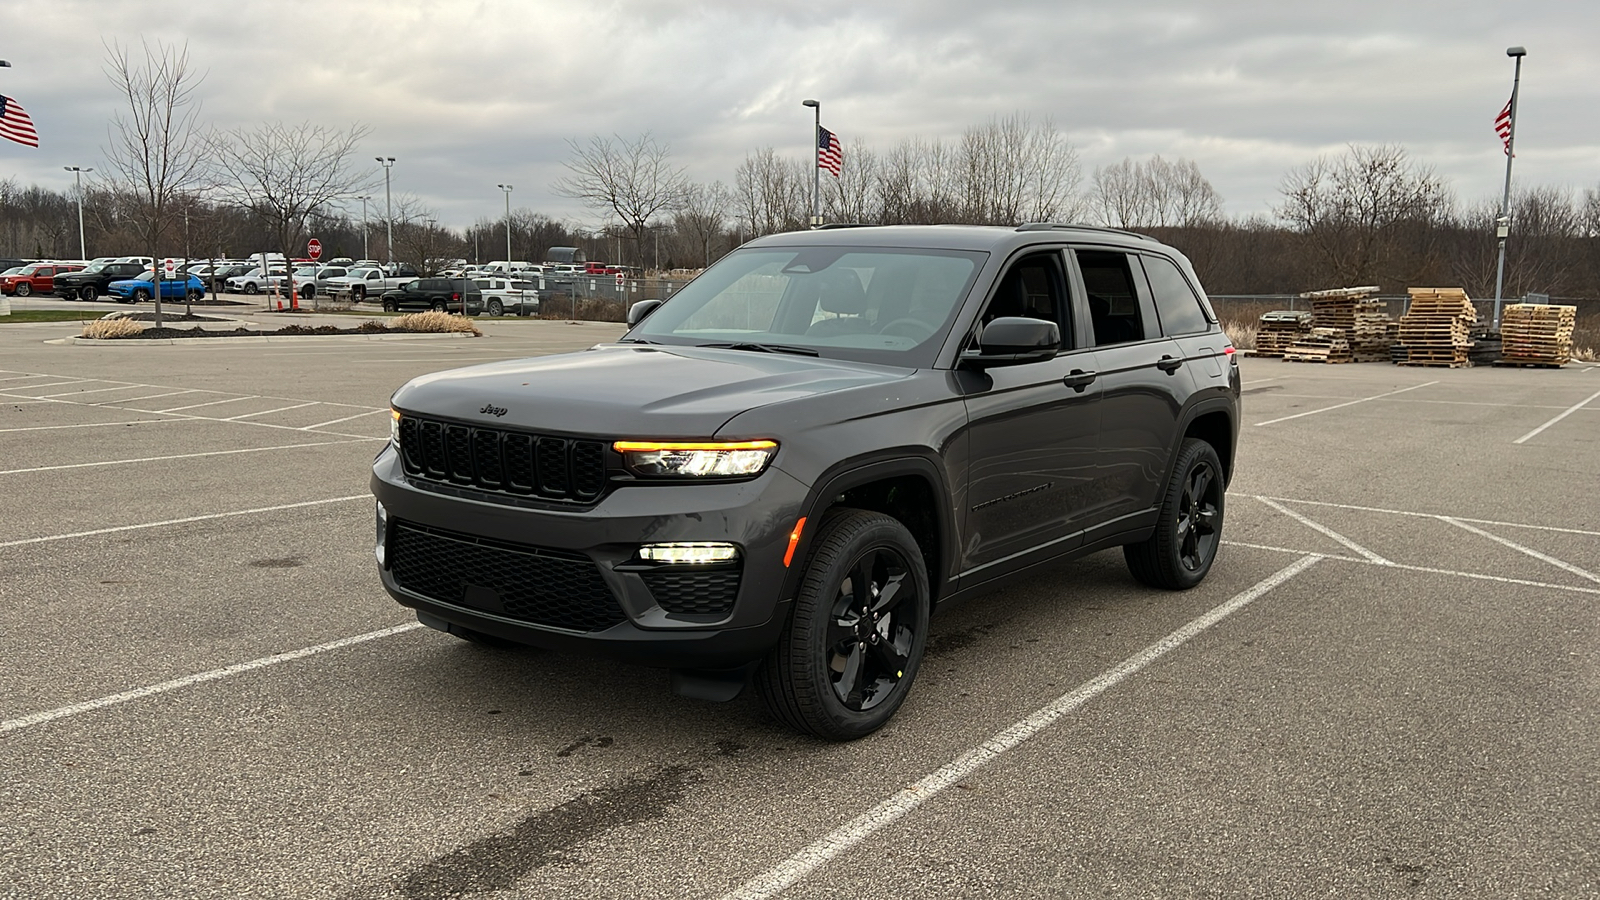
1141,255,1211,336
1075,250,1146,346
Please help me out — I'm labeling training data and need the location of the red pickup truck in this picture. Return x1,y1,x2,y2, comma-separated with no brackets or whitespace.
2,262,85,296
583,262,622,275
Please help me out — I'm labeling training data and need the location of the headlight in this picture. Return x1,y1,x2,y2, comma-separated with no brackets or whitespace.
613,440,777,478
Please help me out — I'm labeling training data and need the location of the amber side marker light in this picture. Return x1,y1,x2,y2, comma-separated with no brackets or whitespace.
783,516,807,567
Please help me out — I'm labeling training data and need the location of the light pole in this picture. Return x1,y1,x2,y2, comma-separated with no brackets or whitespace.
802,99,821,227
360,196,371,261
64,166,93,260
1492,46,1527,330
376,157,395,268
497,183,513,262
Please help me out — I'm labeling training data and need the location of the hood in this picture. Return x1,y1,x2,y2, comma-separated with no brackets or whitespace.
390,343,914,439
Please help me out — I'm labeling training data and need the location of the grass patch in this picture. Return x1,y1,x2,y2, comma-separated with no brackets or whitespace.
81,318,145,339
390,311,483,335
1,309,110,323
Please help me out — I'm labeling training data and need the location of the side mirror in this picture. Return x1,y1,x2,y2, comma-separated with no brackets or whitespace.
961,316,1060,367
627,298,663,327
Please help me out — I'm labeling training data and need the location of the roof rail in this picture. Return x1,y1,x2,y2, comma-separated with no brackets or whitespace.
815,223,878,230
1014,222,1157,242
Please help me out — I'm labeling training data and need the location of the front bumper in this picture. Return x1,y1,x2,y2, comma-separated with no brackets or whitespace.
370,444,809,668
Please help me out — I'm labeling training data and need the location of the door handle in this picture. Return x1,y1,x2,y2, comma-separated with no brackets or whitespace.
1157,355,1184,374
1062,369,1097,392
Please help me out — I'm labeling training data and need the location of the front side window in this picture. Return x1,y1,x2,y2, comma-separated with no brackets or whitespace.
1141,255,1211,336
628,245,985,367
976,251,1071,347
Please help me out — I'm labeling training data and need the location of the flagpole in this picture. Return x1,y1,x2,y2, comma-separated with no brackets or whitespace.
803,99,820,228
1492,46,1526,330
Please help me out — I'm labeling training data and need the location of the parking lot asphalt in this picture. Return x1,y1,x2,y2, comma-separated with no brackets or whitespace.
1,319,1597,899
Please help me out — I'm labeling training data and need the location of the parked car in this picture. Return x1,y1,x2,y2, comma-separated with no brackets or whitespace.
107,272,206,303
53,262,148,301
327,265,420,303
373,222,1241,740
226,267,288,294
378,277,483,314
472,277,541,316
2,262,86,297
290,265,350,300
206,264,253,293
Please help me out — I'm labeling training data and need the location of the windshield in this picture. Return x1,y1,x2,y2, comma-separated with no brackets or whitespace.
625,245,984,367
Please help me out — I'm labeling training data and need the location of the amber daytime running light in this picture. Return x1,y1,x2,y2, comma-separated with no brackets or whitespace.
613,440,778,478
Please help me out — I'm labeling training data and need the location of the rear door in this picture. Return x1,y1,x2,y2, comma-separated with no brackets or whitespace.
1068,248,1187,533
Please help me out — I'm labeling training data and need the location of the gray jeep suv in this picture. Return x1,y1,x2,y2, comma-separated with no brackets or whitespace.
372,224,1240,739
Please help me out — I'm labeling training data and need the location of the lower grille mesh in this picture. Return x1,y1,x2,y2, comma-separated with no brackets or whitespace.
641,568,742,616
389,521,625,632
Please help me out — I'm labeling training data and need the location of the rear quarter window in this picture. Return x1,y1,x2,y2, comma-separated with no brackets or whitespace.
1140,255,1211,336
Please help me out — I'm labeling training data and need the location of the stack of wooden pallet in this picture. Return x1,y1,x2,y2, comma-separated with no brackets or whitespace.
1283,327,1353,363
1397,287,1476,367
1302,286,1393,362
1255,310,1313,357
1497,303,1577,367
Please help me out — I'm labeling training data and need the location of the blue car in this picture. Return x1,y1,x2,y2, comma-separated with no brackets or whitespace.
107,272,207,304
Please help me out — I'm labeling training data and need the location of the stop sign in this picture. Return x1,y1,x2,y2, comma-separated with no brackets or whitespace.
307,238,322,260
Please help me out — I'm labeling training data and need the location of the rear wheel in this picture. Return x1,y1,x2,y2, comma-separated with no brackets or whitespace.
756,510,930,741
486,299,503,317
431,299,446,312
187,289,203,301
1124,438,1225,590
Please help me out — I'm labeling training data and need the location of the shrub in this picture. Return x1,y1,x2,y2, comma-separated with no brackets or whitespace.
356,319,389,333
1221,319,1257,351
81,318,144,339
391,311,482,336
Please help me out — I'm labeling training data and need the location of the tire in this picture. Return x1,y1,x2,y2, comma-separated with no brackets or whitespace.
187,289,203,301
301,285,315,300
1124,438,1226,590
352,286,365,302
243,282,259,295
431,300,445,312
382,299,397,312
80,286,98,302
756,510,930,741
132,289,151,303
487,299,503,317
15,283,30,297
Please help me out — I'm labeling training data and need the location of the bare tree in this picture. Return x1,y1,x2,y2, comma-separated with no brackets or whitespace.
208,121,375,297
673,181,732,267
955,114,1082,224
824,143,879,225
1277,144,1450,288
100,39,208,326
1094,156,1223,229
734,147,807,237
552,133,687,269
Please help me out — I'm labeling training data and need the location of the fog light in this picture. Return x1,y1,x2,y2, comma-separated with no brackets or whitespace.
375,501,388,566
638,542,739,564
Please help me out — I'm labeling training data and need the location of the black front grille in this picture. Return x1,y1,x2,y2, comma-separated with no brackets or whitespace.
641,567,742,616
398,414,607,503
389,521,625,632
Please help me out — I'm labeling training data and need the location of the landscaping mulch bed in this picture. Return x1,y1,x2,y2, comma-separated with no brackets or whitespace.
102,322,453,340
116,312,227,323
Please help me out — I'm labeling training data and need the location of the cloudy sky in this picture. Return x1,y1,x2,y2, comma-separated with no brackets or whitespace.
1,0,1593,232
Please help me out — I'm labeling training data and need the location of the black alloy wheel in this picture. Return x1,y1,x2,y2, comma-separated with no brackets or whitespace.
80,286,98,301
1125,437,1225,590
757,510,930,740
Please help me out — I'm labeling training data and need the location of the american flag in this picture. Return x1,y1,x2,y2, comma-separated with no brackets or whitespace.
817,125,842,177
0,95,39,148
1494,98,1513,156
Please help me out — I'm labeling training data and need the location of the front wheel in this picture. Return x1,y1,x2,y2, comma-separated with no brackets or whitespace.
243,282,259,295
132,289,151,303
1124,438,1225,590
80,286,99,301
301,285,315,300
14,283,30,297
756,510,930,741
352,286,365,302
382,299,397,312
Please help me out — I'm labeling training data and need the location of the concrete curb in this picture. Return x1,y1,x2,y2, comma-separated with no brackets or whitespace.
50,331,478,346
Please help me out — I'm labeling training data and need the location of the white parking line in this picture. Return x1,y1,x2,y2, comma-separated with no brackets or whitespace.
36,384,153,398
1,379,96,391
1253,381,1438,426
1440,517,1600,584
0,495,368,549
0,439,376,476
1512,386,1600,445
1252,495,1600,537
222,401,320,420
0,419,186,434
158,395,262,412
0,623,424,735
722,555,1323,900
302,408,388,430
108,390,199,404
1255,497,1393,565
1225,541,1600,596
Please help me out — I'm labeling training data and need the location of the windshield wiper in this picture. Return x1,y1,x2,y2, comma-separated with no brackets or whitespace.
616,337,659,344
700,341,820,356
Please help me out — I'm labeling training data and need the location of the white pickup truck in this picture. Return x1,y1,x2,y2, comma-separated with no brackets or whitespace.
325,265,421,303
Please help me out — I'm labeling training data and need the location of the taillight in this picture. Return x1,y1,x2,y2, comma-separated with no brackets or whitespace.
1224,345,1238,365
451,292,460,301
